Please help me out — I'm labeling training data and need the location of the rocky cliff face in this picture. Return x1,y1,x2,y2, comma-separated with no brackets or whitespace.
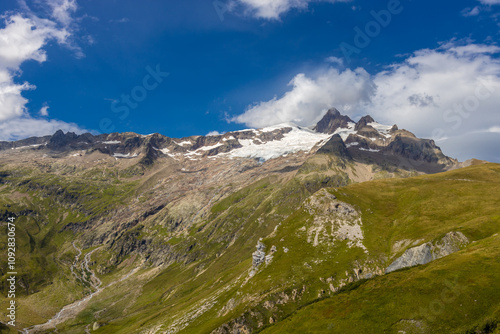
385,232,470,273
313,108,354,133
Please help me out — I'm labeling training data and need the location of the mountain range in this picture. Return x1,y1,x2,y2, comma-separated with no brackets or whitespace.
0,109,498,334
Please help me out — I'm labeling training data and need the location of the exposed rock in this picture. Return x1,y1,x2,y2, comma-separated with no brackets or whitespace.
303,189,367,252
93,322,101,331
252,241,266,267
314,108,354,134
356,125,381,139
355,115,375,131
386,232,469,273
386,135,453,165
316,134,352,160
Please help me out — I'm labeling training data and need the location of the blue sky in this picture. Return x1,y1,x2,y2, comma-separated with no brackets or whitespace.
0,0,499,162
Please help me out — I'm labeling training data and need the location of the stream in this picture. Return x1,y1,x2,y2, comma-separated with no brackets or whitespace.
22,243,141,333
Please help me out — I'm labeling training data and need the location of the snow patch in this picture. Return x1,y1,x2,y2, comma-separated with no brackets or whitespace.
102,141,121,144
333,122,356,141
198,143,223,151
176,141,192,147
226,125,331,162
368,122,392,139
359,148,380,153
113,153,139,158
11,144,42,150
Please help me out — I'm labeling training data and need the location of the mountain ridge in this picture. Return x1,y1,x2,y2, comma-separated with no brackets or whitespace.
0,108,464,174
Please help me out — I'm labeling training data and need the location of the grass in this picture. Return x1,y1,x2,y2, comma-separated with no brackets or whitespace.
1,159,499,334
259,233,500,334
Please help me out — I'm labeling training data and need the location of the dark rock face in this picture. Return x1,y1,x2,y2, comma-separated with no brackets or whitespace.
47,130,79,150
386,135,448,163
355,115,375,131
316,134,352,160
314,108,354,134
44,130,108,151
356,125,380,139
0,135,52,151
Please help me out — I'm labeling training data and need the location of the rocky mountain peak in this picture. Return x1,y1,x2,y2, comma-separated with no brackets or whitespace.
47,130,79,150
355,115,376,131
314,108,354,134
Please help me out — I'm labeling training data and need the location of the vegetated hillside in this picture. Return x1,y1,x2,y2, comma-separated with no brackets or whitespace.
1,158,498,334
257,163,500,334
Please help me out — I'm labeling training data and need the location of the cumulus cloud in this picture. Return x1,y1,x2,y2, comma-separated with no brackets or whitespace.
0,117,85,141
478,0,500,4
461,6,481,16
366,42,500,142
232,0,349,20
325,56,344,66
39,104,49,116
232,67,374,128
232,41,500,162
206,130,223,136
0,1,88,141
0,15,69,69
47,0,78,27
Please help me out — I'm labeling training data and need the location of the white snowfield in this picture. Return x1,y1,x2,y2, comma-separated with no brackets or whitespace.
102,140,122,145
226,124,332,162
332,122,356,141
368,122,393,138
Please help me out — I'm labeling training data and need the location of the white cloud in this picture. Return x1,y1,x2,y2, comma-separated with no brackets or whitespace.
0,117,86,141
47,0,78,27
39,104,49,116
0,15,69,69
461,6,481,16
207,131,223,136
325,56,344,66
232,67,374,128
488,126,500,133
232,41,500,162
232,0,349,20
478,0,500,4
0,1,88,140
366,42,500,141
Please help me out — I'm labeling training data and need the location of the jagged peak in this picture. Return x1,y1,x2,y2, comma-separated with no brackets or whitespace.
314,108,354,134
355,115,376,131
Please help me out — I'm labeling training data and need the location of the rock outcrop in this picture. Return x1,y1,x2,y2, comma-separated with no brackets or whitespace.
314,108,354,134
385,231,469,273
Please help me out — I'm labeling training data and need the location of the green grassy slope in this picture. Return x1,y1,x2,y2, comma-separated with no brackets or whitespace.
1,160,499,334
255,163,500,333
56,163,500,334
261,233,500,334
